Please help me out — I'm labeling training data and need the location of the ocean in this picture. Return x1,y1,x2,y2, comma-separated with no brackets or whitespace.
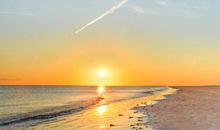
0,86,174,129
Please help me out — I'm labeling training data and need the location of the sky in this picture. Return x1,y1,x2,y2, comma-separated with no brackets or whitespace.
0,0,220,86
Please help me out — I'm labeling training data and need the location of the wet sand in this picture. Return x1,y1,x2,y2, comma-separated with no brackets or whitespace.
135,86,220,130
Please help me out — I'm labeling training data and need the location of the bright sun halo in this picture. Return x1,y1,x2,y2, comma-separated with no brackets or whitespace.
98,69,107,78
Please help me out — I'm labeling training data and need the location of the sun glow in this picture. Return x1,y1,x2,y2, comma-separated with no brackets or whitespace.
98,69,107,78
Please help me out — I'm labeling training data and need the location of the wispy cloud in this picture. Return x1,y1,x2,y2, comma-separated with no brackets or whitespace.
75,0,128,34
0,11,35,16
157,1,169,7
129,6,146,14
128,5,158,15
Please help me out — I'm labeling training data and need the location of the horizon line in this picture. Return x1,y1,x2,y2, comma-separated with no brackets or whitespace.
0,84,220,87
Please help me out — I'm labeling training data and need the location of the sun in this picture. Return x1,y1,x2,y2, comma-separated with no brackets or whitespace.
98,69,107,78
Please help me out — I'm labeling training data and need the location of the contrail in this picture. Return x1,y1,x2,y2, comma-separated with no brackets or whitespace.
75,0,128,34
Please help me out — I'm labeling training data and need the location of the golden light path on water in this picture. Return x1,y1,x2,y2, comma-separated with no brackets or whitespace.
97,86,105,96
97,105,107,116
96,86,107,117
96,85,108,129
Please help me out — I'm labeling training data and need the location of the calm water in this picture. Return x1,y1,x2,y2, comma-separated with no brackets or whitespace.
0,86,167,129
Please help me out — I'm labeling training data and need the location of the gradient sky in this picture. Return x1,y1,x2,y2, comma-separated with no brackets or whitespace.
1,0,220,85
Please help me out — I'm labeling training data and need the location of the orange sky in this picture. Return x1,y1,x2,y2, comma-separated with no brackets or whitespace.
1,1,220,86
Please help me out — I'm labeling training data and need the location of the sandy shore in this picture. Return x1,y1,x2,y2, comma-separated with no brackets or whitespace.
135,86,220,130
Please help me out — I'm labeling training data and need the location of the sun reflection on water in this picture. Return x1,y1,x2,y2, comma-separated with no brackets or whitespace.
96,85,107,129
97,86,105,97
96,105,107,116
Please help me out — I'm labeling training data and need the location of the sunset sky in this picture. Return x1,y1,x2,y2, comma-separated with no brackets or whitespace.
1,0,220,85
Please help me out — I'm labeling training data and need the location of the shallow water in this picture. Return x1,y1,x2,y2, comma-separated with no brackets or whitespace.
0,86,173,129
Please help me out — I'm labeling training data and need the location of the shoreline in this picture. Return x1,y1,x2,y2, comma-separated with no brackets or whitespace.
135,86,220,130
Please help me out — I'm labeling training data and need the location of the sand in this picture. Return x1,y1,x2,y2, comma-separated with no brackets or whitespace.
135,86,220,130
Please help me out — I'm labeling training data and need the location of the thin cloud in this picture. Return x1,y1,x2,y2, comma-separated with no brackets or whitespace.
0,11,35,16
75,0,128,34
129,6,146,14
127,5,158,15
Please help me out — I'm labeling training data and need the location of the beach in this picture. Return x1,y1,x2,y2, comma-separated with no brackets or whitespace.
0,86,174,129
1,86,220,130
135,86,220,130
